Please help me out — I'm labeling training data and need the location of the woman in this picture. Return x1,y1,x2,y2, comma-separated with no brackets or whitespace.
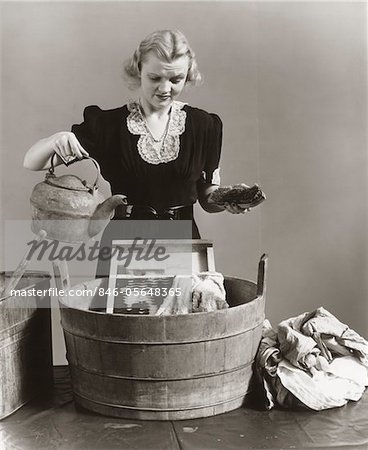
24,30,249,276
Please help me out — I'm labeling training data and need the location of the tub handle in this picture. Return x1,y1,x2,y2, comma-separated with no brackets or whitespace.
256,253,268,298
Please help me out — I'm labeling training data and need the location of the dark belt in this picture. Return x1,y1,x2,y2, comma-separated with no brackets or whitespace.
114,204,193,221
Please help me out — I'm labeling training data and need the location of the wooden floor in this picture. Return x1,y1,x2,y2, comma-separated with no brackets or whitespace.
1,366,367,450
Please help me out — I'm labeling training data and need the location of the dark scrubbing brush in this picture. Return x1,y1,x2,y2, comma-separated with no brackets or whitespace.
208,184,266,209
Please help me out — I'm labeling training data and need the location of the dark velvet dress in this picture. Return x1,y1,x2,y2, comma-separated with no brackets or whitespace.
71,100,222,276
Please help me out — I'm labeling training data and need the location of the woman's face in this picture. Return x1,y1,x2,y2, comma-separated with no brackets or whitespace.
139,52,189,111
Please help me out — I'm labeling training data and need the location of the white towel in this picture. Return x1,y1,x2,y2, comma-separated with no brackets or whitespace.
155,272,228,316
192,272,228,313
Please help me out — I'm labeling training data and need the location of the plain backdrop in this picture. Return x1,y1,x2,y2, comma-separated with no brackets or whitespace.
1,1,367,364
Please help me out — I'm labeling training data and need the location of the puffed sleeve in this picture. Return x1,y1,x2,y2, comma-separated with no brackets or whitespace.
200,113,223,185
71,105,102,159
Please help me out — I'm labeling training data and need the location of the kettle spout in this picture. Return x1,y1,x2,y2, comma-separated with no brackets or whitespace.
89,194,127,238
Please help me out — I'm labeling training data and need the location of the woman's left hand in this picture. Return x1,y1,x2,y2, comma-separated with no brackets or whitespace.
224,202,250,214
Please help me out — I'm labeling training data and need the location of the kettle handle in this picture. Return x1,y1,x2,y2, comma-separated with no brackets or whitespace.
49,152,101,191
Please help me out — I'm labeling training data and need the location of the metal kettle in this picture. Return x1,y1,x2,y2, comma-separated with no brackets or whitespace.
30,154,127,243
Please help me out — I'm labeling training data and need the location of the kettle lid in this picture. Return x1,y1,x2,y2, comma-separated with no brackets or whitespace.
45,153,101,193
45,173,91,192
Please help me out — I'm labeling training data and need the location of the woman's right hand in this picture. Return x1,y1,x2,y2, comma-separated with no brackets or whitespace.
51,131,89,162
23,131,89,171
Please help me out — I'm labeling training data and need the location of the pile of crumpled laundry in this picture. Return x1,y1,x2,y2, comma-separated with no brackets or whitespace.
255,307,368,410
155,272,229,315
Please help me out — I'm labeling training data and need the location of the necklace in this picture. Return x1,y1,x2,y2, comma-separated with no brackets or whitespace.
138,101,172,145
149,116,170,143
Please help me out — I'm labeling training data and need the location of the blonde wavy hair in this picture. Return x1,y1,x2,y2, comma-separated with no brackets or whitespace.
123,30,202,89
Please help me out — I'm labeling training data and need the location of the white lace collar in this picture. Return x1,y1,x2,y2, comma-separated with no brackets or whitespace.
126,99,187,165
